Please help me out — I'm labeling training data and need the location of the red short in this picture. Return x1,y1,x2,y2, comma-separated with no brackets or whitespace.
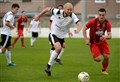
90,40,110,58
18,30,23,36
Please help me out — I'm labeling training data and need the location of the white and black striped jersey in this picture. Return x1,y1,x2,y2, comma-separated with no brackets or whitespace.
50,8,79,38
1,11,15,36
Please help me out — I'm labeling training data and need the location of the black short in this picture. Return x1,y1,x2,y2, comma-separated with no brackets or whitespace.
32,32,38,37
0,34,11,48
48,33,64,47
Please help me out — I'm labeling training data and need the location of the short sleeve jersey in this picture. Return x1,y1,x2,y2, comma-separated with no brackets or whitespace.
50,8,79,38
1,11,15,36
17,16,28,30
30,19,40,32
50,15,54,22
86,18,111,43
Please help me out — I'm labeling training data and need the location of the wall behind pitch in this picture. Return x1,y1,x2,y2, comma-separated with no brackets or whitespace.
0,28,119,38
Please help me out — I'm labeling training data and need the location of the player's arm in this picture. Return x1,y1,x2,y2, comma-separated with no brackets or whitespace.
72,13,82,33
100,22,112,41
100,32,112,41
25,17,29,29
74,22,82,34
83,27,90,45
5,15,15,29
28,24,32,32
48,20,52,30
5,21,15,29
38,22,41,33
68,29,73,38
38,7,51,18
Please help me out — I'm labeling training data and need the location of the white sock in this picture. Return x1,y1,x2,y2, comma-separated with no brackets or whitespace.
33,38,36,44
31,38,37,46
0,49,2,54
57,48,64,59
48,50,58,66
31,38,34,46
6,50,12,64
50,49,54,55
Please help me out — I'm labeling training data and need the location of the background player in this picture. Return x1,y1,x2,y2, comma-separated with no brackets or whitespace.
0,3,20,66
12,11,28,48
28,15,40,47
37,2,82,76
83,8,112,75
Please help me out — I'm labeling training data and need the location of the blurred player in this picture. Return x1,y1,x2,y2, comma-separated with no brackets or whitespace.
48,4,73,65
28,15,40,47
83,8,112,75
0,3,20,66
37,2,82,76
12,11,28,48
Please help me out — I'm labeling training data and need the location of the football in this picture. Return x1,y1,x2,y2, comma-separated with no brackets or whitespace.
78,72,90,82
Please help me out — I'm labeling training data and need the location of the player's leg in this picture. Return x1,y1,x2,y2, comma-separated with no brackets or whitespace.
45,34,62,76
1,35,16,66
31,32,38,46
101,54,109,75
48,33,54,54
0,47,6,54
100,41,110,75
6,47,16,66
19,30,25,48
90,44,101,62
56,41,65,65
0,34,8,54
12,35,20,48
12,30,21,47
21,36,26,48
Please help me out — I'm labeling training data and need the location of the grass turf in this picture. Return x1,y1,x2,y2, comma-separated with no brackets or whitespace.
0,38,119,82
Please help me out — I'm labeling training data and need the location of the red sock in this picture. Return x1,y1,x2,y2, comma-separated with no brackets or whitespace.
102,60,109,71
12,38,19,46
21,38,24,46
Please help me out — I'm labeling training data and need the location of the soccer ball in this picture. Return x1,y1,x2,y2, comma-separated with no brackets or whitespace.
78,72,90,82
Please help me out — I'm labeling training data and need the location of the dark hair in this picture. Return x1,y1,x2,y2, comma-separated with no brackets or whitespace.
57,5,63,8
21,11,25,13
11,3,20,9
98,8,106,13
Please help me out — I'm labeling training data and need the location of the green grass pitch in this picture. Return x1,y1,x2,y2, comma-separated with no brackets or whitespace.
0,38,119,82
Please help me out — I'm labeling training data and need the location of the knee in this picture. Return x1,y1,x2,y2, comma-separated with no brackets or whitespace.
56,46,62,52
62,43,65,48
54,43,62,53
94,56,101,62
94,58,101,62
103,55,109,60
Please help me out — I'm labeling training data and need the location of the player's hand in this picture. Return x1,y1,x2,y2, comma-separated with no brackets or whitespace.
68,31,73,38
26,28,28,31
100,35,106,41
74,29,79,34
85,39,91,45
11,26,15,30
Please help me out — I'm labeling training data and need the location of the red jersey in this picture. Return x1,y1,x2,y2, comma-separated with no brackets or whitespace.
17,16,28,30
86,18,111,43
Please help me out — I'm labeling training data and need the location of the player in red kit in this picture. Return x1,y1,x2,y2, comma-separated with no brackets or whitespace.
12,11,28,48
83,8,112,75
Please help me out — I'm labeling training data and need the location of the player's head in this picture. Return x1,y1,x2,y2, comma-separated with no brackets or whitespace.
34,15,39,21
21,11,26,17
63,2,73,16
98,8,106,22
57,5,63,10
11,3,20,14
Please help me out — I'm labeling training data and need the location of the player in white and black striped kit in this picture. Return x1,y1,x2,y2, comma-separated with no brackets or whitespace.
37,2,83,76
48,5,73,65
0,3,20,66
29,15,40,47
